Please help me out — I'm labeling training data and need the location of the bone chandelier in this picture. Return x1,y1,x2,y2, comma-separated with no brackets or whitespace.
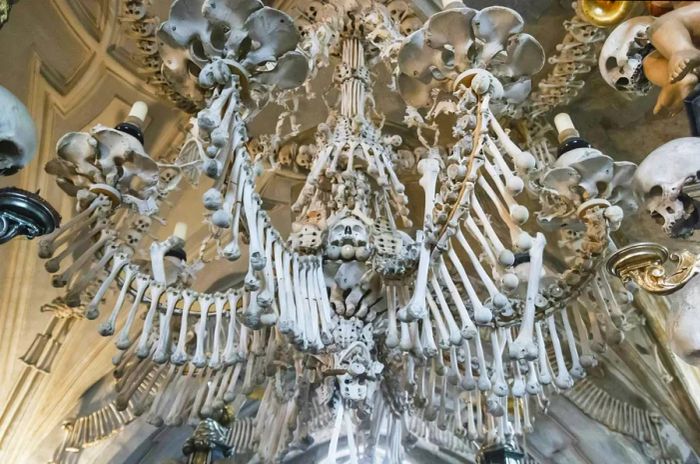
37,0,637,462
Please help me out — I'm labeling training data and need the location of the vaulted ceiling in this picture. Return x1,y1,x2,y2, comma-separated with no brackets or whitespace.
1,1,700,463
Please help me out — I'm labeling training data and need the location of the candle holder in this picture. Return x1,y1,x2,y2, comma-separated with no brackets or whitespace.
606,241,700,295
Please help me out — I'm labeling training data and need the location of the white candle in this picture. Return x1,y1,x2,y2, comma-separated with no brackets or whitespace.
173,222,188,241
553,113,574,134
128,101,149,124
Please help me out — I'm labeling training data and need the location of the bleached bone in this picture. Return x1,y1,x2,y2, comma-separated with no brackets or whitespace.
474,330,491,391
207,293,227,368
150,236,185,285
437,375,449,430
490,330,508,396
482,157,528,224
273,241,291,332
426,291,449,349
192,294,214,367
461,339,477,391
525,361,541,395
385,288,400,348
572,303,597,368
85,251,131,320
198,86,234,136
400,320,413,352
212,148,246,228
469,193,514,265
586,299,606,354
466,391,478,439
171,289,197,365
136,282,165,358
221,158,248,260
560,308,585,378
453,228,509,312
242,182,266,271
187,370,212,424
153,287,181,363
421,311,438,357
403,155,440,321
117,359,152,410
98,264,138,336
145,364,178,426
446,245,492,324
534,321,552,385
483,137,524,196
65,242,118,305
546,314,573,389
45,219,109,273
489,109,536,173
509,232,545,360
258,226,276,310
38,196,109,258
437,258,477,338
447,345,460,385
290,255,307,346
309,258,332,344
476,176,531,251
53,230,116,288
429,275,462,345
424,360,438,421
223,292,239,364
281,249,298,335
464,215,500,270
164,366,194,426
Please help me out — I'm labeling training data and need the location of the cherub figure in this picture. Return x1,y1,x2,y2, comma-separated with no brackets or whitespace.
599,2,700,115
646,2,700,113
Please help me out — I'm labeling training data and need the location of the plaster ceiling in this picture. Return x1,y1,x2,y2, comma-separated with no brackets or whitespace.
0,0,699,463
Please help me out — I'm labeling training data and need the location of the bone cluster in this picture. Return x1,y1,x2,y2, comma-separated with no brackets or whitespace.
34,1,646,462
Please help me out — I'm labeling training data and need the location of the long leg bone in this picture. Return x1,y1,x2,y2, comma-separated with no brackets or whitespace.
114,274,150,351
153,288,181,363
136,282,165,358
98,264,138,336
509,232,545,360
171,290,197,365
85,251,132,320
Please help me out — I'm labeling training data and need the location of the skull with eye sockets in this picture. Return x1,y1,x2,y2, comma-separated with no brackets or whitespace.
326,211,372,262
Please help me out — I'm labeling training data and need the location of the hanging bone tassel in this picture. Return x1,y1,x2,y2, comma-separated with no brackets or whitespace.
510,233,545,360
490,330,508,396
171,290,197,365
535,321,552,385
208,293,227,368
437,257,477,338
130,282,162,357
546,314,574,390
98,264,138,336
38,196,110,259
153,287,181,363
223,291,240,365
115,275,149,352
85,251,131,320
192,294,214,367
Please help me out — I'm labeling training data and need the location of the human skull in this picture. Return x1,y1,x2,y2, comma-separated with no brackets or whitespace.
0,85,37,176
132,216,152,234
328,214,369,247
598,16,654,97
633,137,700,238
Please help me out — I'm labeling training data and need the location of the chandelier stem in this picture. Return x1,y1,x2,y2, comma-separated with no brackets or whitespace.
340,38,367,119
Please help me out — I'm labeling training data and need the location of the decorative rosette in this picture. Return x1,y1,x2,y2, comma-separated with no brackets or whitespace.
157,0,308,109
396,5,545,108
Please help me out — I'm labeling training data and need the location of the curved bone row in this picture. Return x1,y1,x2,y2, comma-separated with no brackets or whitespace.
118,0,197,112
526,11,606,117
403,79,535,329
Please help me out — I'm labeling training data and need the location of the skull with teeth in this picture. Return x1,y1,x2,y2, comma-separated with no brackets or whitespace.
633,137,700,238
326,210,372,261
598,16,654,97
